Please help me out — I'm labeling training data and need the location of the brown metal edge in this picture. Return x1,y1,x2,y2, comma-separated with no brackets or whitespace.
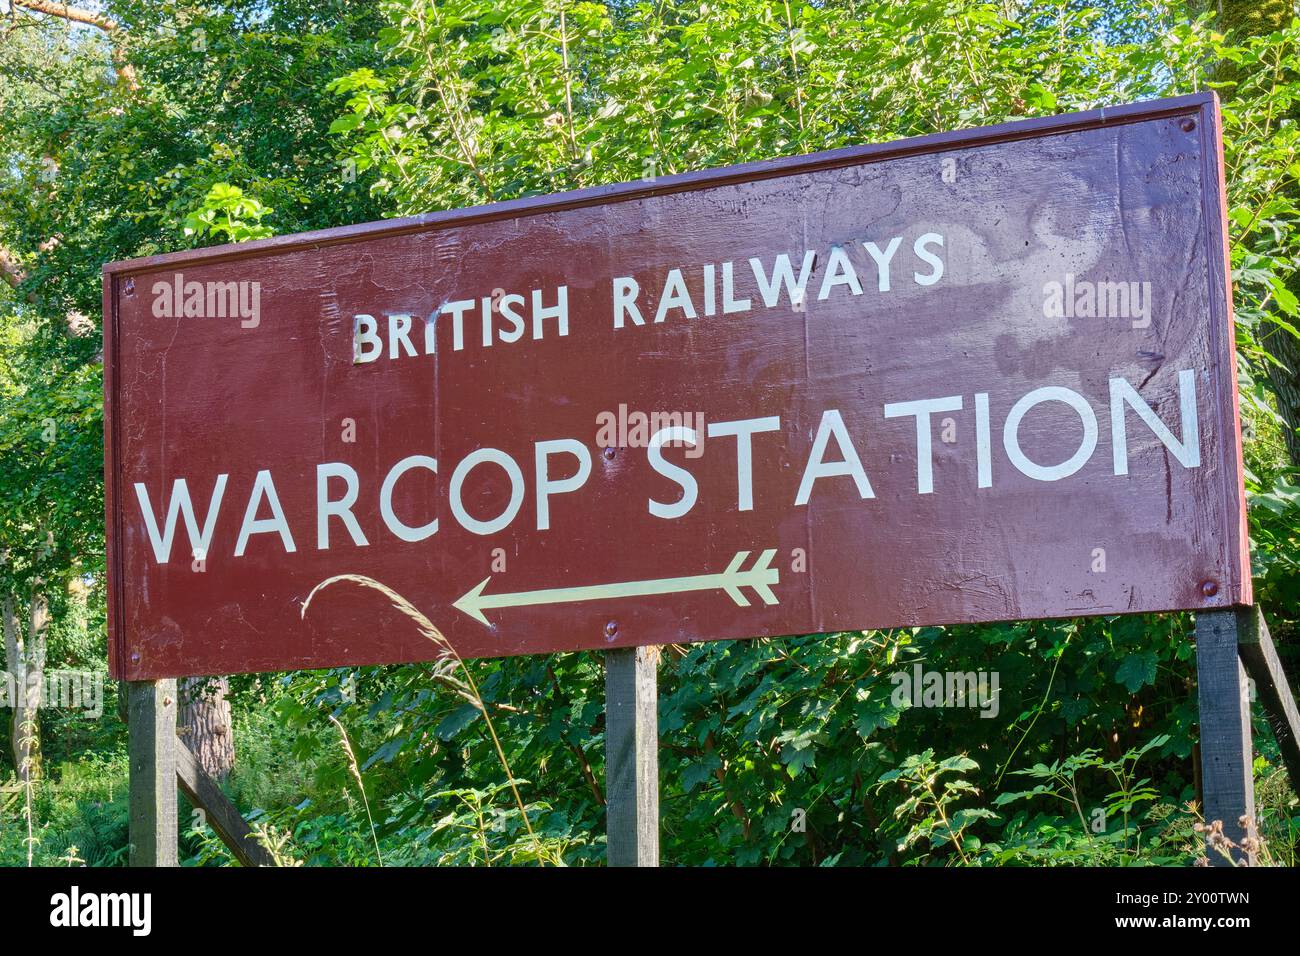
132,592,1253,680
100,92,1216,277
1197,94,1253,608
101,272,129,680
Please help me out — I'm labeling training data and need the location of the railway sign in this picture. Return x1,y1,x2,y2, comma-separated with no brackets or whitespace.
103,92,1246,680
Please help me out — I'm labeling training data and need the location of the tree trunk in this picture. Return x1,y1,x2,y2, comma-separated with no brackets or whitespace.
179,677,235,781
1218,0,1300,466
1263,326,1300,465
2,594,20,772
5,589,47,782
1216,0,1293,40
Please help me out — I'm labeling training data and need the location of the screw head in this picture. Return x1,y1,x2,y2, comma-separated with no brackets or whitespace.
603,446,616,461
604,620,618,640
1201,580,1218,597
1181,118,1196,132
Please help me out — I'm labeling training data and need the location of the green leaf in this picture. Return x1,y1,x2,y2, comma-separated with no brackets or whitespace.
1115,652,1158,693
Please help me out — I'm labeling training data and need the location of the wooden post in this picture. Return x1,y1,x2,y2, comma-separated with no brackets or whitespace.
605,646,658,866
1194,611,1256,865
1235,607,1300,794
175,738,275,867
128,679,179,867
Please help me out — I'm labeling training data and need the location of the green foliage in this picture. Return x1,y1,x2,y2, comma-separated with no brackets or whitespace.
1,750,129,867
988,734,1190,865
182,183,275,243
876,750,996,864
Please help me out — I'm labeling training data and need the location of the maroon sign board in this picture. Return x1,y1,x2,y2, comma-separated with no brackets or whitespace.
103,92,1247,681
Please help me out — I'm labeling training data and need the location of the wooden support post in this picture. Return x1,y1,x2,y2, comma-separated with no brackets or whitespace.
605,646,658,867
128,679,178,867
1194,611,1256,865
175,738,275,867
1235,607,1300,797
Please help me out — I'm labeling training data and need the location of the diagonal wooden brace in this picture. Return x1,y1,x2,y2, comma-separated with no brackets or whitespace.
1235,607,1300,795
175,737,276,867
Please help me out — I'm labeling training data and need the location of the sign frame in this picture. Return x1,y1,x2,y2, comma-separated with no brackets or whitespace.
103,91,1249,680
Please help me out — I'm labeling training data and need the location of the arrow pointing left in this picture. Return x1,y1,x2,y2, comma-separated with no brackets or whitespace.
453,549,780,627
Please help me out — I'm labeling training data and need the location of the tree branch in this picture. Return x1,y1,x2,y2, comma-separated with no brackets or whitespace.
13,0,116,32
0,246,24,292
11,0,139,90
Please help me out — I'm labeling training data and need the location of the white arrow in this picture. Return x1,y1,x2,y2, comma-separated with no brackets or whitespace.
453,549,780,627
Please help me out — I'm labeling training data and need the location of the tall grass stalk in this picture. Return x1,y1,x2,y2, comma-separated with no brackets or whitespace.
328,714,383,867
19,712,37,867
301,575,542,857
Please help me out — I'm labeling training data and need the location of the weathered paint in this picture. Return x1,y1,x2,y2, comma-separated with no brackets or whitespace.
103,92,1247,680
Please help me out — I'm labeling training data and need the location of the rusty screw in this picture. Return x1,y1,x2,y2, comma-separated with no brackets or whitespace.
1181,118,1196,133
1201,580,1218,597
